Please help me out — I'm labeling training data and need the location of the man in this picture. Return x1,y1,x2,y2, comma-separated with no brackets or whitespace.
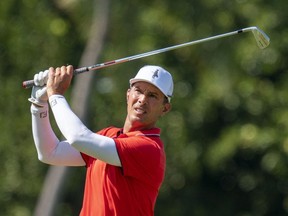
29,65,173,215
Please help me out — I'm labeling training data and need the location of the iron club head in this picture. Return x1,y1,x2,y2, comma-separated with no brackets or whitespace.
241,27,270,49
248,27,270,49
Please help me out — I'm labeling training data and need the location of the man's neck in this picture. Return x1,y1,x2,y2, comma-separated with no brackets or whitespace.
123,117,155,134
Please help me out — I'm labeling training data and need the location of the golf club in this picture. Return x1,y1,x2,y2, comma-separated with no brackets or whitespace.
22,26,270,89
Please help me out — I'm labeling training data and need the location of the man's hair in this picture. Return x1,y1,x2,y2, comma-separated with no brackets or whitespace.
163,96,169,104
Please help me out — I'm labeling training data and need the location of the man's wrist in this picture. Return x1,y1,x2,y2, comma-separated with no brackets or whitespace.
31,103,49,118
49,94,65,108
28,97,48,108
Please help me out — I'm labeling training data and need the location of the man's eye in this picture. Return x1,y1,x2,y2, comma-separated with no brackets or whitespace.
134,88,142,94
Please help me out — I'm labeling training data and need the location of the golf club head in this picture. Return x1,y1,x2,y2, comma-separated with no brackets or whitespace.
251,27,270,49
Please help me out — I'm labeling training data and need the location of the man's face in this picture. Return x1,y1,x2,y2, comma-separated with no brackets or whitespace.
126,81,171,131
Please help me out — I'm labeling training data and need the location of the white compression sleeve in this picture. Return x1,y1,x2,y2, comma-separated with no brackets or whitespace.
31,104,85,166
49,95,121,167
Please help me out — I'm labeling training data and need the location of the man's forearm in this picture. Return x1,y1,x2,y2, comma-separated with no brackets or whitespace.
31,104,59,162
31,104,85,166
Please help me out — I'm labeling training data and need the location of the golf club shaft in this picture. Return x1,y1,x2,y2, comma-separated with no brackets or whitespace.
22,26,268,89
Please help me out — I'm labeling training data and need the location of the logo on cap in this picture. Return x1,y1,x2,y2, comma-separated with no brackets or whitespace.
152,69,159,79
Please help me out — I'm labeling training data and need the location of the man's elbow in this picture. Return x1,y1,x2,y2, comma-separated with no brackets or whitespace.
37,154,54,165
66,132,87,148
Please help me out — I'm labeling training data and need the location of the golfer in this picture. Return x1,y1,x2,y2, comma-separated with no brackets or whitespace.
29,65,173,215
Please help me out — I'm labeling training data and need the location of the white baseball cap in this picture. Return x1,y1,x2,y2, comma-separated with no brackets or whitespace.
129,65,174,102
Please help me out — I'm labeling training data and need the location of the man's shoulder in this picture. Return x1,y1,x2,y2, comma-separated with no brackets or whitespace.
97,126,122,138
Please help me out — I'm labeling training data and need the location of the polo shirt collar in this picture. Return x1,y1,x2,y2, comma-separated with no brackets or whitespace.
116,128,161,138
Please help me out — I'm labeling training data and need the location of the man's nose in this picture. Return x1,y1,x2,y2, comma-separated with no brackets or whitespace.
138,94,148,104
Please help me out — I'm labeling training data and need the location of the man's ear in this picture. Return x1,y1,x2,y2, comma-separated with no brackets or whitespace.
126,88,131,103
161,103,171,117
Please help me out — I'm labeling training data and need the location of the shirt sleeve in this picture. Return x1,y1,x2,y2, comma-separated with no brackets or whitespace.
81,127,121,166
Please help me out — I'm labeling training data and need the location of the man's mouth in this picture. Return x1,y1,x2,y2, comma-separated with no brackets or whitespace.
134,107,146,114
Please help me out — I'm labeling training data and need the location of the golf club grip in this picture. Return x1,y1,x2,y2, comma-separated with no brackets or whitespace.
22,80,35,89
22,67,89,89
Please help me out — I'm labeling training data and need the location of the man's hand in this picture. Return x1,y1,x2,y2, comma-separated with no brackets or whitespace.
47,65,74,97
28,70,49,107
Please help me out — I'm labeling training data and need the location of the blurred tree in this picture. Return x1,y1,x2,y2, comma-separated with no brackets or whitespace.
33,0,110,215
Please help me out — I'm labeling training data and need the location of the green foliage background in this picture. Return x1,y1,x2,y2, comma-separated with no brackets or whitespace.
1,0,287,215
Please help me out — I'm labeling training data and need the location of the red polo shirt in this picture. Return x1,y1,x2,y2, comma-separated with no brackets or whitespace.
79,127,166,216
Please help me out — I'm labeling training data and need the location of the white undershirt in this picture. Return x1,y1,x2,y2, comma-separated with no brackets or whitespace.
31,95,121,167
